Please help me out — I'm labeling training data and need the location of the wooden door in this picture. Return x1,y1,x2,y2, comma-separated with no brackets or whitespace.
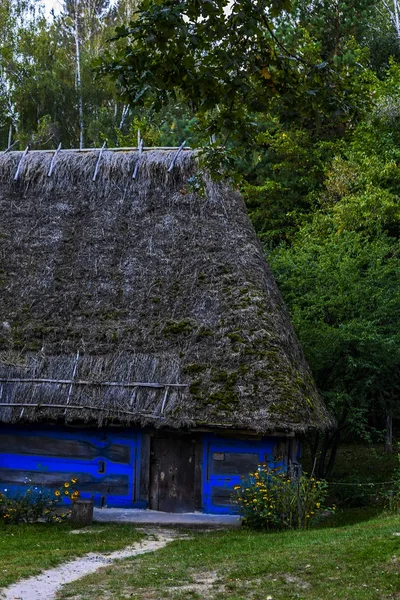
149,437,195,513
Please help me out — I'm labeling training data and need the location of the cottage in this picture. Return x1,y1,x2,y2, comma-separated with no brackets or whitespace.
0,149,332,513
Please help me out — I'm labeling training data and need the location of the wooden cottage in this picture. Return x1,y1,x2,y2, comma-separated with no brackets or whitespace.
0,149,332,513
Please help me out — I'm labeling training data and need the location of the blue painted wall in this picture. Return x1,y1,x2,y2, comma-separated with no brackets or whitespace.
202,434,287,514
0,426,291,513
0,426,143,508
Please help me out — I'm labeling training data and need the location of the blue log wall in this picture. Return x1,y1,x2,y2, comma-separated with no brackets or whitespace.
0,426,292,513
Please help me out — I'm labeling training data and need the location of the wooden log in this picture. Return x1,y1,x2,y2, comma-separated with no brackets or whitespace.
2,146,192,154
47,143,62,177
71,499,94,526
0,434,131,462
132,137,143,180
13,145,29,180
4,140,18,153
65,351,80,410
160,386,169,414
92,141,107,182
0,377,187,388
168,140,186,172
0,402,173,419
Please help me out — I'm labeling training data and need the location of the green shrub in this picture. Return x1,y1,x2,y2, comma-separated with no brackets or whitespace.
234,465,330,531
0,478,80,525
385,445,400,512
328,477,383,508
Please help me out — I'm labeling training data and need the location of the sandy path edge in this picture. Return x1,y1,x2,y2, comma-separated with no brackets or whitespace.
0,531,177,600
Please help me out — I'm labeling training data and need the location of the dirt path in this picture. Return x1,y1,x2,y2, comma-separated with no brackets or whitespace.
0,529,179,600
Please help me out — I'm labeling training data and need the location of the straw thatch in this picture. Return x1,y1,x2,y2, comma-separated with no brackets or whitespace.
0,149,333,433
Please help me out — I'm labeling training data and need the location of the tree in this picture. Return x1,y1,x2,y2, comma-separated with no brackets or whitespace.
383,0,400,39
268,71,400,473
102,0,379,159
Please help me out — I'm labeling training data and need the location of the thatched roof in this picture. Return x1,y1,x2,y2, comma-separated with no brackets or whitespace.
0,149,333,433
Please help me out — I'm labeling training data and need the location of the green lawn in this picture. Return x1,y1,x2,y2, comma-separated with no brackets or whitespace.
56,513,400,600
0,522,144,588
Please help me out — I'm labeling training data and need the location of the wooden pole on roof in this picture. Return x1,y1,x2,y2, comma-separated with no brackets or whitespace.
2,146,191,154
132,132,143,179
65,351,80,411
168,140,186,172
7,124,12,150
4,140,18,153
47,143,62,177
13,145,30,180
92,141,107,182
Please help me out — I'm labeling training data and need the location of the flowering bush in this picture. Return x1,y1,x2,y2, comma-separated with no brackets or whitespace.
0,479,80,525
234,465,330,531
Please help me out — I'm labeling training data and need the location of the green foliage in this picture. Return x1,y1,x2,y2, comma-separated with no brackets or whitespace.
270,225,400,447
385,444,400,512
234,465,329,531
0,479,80,525
103,0,375,165
267,71,400,473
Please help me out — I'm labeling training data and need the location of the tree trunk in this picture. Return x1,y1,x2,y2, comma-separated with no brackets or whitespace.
7,124,12,149
119,104,129,131
74,0,84,149
385,414,393,453
71,499,94,526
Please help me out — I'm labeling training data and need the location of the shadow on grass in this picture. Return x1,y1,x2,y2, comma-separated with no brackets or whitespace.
314,506,384,529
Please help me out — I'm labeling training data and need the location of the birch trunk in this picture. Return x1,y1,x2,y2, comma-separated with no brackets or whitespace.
383,1,400,39
74,0,84,149
119,105,129,131
395,0,400,38
385,414,393,453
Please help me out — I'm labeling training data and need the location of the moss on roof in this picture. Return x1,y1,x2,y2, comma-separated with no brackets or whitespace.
0,149,333,433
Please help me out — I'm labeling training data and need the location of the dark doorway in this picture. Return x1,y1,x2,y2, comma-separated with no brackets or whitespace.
149,436,196,512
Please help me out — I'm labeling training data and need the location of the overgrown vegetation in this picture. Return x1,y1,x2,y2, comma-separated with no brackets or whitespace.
0,479,79,524
234,465,329,530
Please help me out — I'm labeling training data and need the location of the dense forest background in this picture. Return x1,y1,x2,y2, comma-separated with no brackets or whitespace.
1,0,400,475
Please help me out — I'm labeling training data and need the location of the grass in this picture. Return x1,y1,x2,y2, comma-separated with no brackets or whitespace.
55,512,400,600
0,522,144,588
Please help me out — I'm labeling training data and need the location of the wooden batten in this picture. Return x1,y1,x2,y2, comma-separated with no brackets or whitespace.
190,426,295,439
139,433,151,504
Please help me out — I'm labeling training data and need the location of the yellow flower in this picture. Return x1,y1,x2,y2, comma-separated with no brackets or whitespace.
71,478,78,484
54,490,61,496
64,482,70,488
64,490,69,495
316,502,320,508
